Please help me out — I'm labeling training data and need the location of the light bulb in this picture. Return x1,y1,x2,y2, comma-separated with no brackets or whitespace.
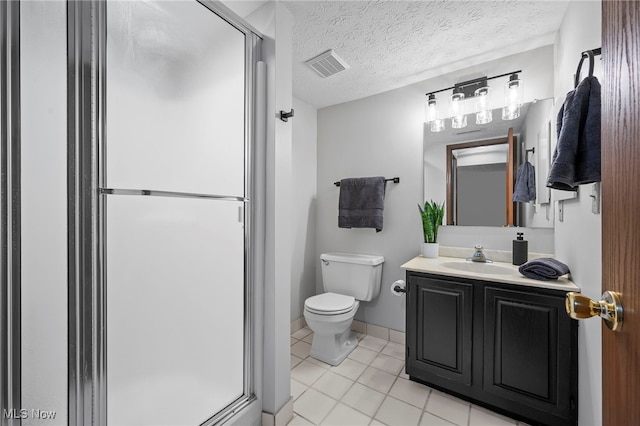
502,74,522,120
450,92,467,129
474,86,492,124
425,94,438,123
430,118,445,132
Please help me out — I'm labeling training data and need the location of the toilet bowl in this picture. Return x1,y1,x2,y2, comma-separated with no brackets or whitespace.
304,293,360,365
303,253,384,366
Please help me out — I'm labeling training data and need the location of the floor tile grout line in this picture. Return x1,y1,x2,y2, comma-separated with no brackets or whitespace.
293,386,337,425
292,334,515,426
290,332,388,424
314,392,338,426
422,409,460,426
314,340,388,421
369,394,388,426
423,390,471,426
291,402,318,426
307,370,354,402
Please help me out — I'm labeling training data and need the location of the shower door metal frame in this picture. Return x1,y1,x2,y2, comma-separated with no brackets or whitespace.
0,2,22,425
67,1,261,424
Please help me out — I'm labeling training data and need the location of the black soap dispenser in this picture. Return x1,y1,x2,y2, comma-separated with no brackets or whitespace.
512,232,528,266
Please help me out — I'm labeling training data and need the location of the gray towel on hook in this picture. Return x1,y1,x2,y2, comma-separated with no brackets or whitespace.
338,176,386,232
547,75,601,190
512,161,536,202
519,258,570,281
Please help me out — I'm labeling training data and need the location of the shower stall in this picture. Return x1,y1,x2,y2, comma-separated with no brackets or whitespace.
2,1,262,425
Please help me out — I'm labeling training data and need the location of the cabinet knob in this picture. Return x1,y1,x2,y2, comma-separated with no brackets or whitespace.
565,291,623,331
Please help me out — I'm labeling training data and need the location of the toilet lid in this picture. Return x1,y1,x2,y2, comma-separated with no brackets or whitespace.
305,292,355,315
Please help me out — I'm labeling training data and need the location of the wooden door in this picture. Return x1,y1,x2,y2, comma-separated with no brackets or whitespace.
601,1,640,424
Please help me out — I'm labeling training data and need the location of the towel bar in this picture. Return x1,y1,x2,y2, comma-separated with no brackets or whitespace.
334,177,400,187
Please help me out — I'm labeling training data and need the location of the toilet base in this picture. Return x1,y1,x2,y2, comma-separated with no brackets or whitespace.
309,328,358,366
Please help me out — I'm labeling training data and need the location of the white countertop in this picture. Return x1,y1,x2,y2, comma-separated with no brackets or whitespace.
401,256,580,292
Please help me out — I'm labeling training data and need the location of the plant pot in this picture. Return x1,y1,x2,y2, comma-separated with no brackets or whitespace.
421,242,439,258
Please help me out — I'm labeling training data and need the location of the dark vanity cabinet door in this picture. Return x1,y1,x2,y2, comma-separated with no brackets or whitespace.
483,287,578,425
406,273,473,387
406,271,578,426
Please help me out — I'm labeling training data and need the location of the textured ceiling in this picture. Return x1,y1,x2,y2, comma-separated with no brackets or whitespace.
283,1,569,108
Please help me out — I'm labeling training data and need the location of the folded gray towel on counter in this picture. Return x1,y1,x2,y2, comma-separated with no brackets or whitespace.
338,176,386,232
519,258,570,281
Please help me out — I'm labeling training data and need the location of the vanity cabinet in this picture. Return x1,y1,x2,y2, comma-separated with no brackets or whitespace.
407,275,473,386
406,271,578,426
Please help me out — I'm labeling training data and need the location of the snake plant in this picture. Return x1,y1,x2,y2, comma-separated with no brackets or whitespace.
418,200,445,243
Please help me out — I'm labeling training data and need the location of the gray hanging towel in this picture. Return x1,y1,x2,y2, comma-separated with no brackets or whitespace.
338,176,386,232
512,161,536,202
547,75,601,190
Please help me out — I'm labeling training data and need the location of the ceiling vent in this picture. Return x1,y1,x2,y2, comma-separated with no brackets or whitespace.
305,49,350,78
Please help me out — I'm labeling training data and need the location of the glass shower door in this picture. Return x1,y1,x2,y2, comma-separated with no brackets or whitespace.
104,2,249,424
106,196,245,426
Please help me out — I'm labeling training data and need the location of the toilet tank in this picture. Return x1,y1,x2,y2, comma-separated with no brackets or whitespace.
320,253,384,301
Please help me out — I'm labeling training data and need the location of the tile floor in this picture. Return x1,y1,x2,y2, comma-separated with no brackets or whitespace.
288,328,528,426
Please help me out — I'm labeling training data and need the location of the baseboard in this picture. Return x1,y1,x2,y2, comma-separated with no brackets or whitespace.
261,397,293,426
290,317,307,334
291,317,406,345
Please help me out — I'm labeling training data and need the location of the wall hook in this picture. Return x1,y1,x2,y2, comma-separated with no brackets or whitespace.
280,109,294,122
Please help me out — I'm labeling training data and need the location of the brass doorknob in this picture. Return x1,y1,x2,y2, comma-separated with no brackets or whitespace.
565,291,623,331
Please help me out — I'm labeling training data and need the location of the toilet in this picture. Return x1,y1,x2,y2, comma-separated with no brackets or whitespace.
304,252,384,366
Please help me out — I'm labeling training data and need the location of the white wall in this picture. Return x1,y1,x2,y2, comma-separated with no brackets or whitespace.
291,97,318,321
317,85,423,332
316,47,555,332
553,2,602,425
20,2,68,424
439,226,554,254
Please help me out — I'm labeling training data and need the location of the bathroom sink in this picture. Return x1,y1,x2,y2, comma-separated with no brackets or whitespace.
440,261,515,276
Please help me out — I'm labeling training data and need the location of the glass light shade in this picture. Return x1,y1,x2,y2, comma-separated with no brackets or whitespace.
502,76,523,120
430,118,445,132
450,92,467,129
474,86,492,124
451,114,467,129
425,97,438,123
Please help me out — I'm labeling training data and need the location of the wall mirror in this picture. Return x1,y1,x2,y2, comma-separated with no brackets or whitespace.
424,97,555,228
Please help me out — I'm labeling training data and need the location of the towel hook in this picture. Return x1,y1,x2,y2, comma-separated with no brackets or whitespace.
280,109,295,122
574,50,595,88
525,147,535,162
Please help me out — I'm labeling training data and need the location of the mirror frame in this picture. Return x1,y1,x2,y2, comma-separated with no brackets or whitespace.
445,128,517,226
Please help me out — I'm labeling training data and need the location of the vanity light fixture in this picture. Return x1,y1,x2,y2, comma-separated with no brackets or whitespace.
424,70,522,132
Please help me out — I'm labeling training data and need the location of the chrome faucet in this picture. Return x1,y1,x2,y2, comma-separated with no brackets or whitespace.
467,244,492,263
